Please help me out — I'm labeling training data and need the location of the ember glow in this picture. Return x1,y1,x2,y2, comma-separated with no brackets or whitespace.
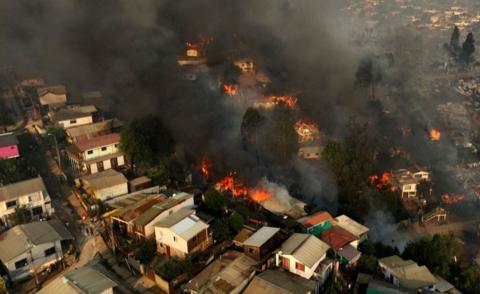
429,128,441,141
200,156,212,178
185,36,213,57
369,172,394,189
294,120,320,143
223,84,238,96
441,194,465,204
249,188,272,202
215,174,248,197
265,95,298,108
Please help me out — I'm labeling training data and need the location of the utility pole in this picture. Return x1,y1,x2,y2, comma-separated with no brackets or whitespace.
48,133,61,172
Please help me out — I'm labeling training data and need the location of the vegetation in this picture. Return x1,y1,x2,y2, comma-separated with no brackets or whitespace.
46,125,68,147
450,26,460,51
268,104,298,162
120,115,174,168
146,161,170,186
156,259,194,281
456,265,480,294
355,56,382,99
240,107,266,150
228,212,244,233
203,189,225,214
0,99,13,125
9,206,32,226
135,239,157,264
211,218,232,241
0,158,36,185
357,240,400,275
461,32,475,64
0,276,6,294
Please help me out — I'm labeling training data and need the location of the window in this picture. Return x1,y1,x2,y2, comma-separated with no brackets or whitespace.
296,262,305,271
173,236,176,242
192,236,197,243
101,147,107,151
14,258,28,269
248,248,254,254
70,119,77,124
282,257,290,269
32,206,43,216
87,150,93,155
10,146,14,149
114,144,119,148
29,194,40,202
44,247,56,256
5,200,17,209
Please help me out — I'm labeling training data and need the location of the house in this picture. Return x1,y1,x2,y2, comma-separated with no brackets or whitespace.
320,226,361,265
234,58,255,72
0,220,73,282
275,233,330,279
242,226,281,261
183,250,256,294
298,211,335,235
0,176,53,228
390,167,431,199
37,263,117,294
66,133,125,175
233,227,256,247
37,85,67,108
298,146,322,160
129,176,152,192
81,169,128,201
334,215,369,242
355,273,412,294
0,133,19,159
107,191,194,238
155,208,212,259
49,105,97,129
243,269,318,294
65,118,123,143
378,255,438,290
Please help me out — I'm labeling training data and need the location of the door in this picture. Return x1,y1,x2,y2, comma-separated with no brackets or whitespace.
111,157,118,168
97,161,104,172
166,246,171,257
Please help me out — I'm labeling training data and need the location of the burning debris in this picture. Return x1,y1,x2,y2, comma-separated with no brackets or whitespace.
200,156,212,178
369,172,394,190
429,128,441,141
215,173,249,197
294,120,320,143
441,193,465,204
223,84,238,96
265,95,298,108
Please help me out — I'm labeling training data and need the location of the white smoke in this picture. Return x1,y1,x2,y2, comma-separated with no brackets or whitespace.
255,178,306,215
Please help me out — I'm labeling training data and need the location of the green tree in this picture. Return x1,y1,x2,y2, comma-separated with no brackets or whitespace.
268,104,298,162
0,276,6,294
357,255,378,274
402,234,457,277
46,125,67,147
240,107,266,150
0,159,19,185
9,206,31,226
211,219,232,241
147,161,170,186
228,212,244,233
135,239,157,264
203,189,225,214
450,26,460,51
156,259,194,281
457,265,480,294
462,32,475,64
120,115,174,168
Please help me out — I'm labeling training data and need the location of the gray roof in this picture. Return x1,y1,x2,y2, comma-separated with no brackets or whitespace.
155,207,195,228
244,269,317,294
66,119,123,140
0,133,18,147
0,220,73,262
82,169,128,191
155,208,208,241
280,233,330,268
0,176,46,201
38,264,117,294
335,215,369,238
243,226,280,247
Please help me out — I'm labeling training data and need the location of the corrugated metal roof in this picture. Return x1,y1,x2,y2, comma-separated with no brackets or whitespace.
243,227,280,247
82,169,127,191
335,215,369,238
280,233,329,268
66,119,122,140
0,176,46,201
243,269,316,294
378,255,438,289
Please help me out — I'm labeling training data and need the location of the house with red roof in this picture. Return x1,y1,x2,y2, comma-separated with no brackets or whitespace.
0,133,19,159
297,211,335,236
321,226,361,266
66,133,125,175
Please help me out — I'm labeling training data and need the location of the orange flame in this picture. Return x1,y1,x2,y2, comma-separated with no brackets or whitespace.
369,172,394,189
266,95,298,108
441,194,464,204
429,129,441,141
249,188,272,202
223,84,238,96
200,156,212,178
185,36,213,57
215,174,248,197
294,120,320,143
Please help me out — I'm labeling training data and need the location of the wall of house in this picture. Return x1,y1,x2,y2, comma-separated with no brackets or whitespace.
86,154,125,175
0,190,52,227
58,116,93,129
155,227,189,256
145,197,194,237
100,288,114,294
94,183,128,201
0,144,19,159
40,93,66,106
275,253,323,279
83,143,120,161
401,184,417,198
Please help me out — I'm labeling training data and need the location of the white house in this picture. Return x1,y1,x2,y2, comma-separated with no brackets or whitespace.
49,105,97,129
154,208,212,259
38,263,117,294
0,220,73,282
275,233,330,279
66,133,125,175
391,167,431,199
378,255,438,290
81,169,128,201
37,85,67,108
0,176,54,229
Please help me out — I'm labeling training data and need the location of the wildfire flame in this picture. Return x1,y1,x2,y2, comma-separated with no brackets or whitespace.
185,36,213,57
215,174,248,197
441,194,464,204
429,129,441,141
369,172,394,189
200,156,212,178
266,95,298,108
294,120,320,143
223,84,238,96
249,188,272,202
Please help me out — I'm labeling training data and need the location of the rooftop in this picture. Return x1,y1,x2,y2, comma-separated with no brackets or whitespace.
0,176,46,202
133,192,193,226
71,133,120,152
334,215,369,238
0,132,18,147
243,226,280,247
243,269,317,294
37,85,67,105
379,255,438,289
0,219,73,262
37,84,67,96
298,211,334,228
280,233,329,268
320,226,358,250
66,119,123,142
129,176,151,186
208,252,256,293
155,208,208,240
82,169,128,191
50,105,97,122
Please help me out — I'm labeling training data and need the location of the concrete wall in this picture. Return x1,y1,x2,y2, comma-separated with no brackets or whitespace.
86,154,125,174
83,143,120,161
275,253,324,279
94,183,128,201
58,116,93,129
0,190,52,227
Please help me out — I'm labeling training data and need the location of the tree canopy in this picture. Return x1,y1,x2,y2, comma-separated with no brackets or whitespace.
120,115,174,167
203,189,225,214
240,107,266,151
268,104,298,162
450,26,460,51
462,32,475,64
